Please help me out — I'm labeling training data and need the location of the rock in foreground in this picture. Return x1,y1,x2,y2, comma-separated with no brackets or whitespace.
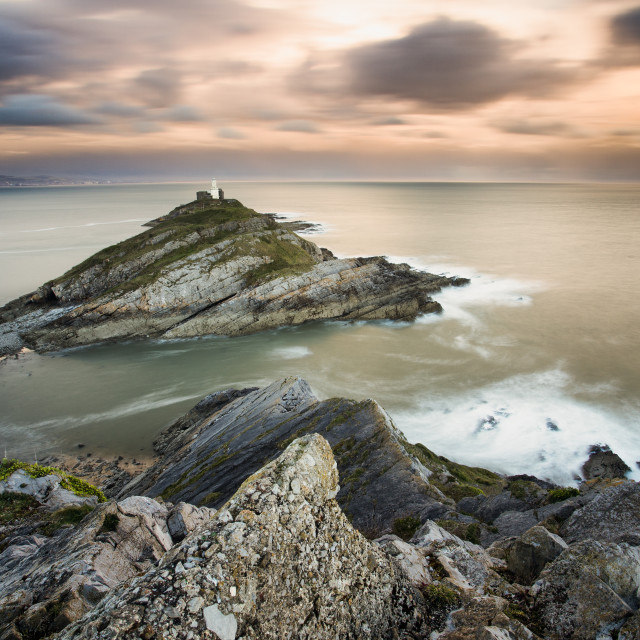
56,435,429,640
0,198,466,354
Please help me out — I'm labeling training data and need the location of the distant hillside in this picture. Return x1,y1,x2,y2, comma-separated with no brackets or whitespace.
0,174,113,186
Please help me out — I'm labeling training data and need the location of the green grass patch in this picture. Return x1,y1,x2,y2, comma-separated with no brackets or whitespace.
1,459,106,502
547,487,580,504
421,583,462,629
99,512,120,533
436,519,482,544
392,515,422,541
0,491,40,525
39,504,94,536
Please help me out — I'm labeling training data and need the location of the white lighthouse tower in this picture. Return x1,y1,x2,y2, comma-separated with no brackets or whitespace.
210,178,224,200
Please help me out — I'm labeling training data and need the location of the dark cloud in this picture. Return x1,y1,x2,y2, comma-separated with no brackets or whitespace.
275,120,320,133
0,19,62,82
96,102,145,118
372,117,407,125
163,105,203,122
134,69,182,108
339,18,581,109
0,95,101,126
492,119,577,136
611,6,640,46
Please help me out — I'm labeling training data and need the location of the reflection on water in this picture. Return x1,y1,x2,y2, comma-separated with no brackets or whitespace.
1,182,639,483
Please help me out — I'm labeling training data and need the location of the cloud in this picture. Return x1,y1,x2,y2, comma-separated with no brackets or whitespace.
0,94,101,126
96,102,145,118
611,6,640,46
372,117,407,125
492,119,578,137
164,105,203,122
134,68,182,108
336,18,582,109
218,127,246,139
275,120,321,133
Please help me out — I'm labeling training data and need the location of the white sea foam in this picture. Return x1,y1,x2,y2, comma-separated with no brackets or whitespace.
395,367,640,485
271,346,312,360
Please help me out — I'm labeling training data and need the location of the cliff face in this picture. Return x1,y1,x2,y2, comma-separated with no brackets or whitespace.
0,198,466,354
54,435,429,640
121,377,504,538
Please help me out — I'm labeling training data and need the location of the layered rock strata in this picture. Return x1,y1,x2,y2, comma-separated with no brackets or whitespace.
0,198,466,354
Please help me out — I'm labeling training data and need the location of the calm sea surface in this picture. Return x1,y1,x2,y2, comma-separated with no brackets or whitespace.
1,182,639,484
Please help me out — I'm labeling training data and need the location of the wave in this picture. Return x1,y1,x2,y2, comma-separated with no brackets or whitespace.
394,367,640,485
271,346,312,360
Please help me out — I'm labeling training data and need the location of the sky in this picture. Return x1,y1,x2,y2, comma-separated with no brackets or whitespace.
1,0,640,182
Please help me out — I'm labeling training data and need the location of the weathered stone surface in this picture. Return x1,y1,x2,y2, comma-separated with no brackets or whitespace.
504,526,568,585
122,376,452,537
166,502,215,542
493,510,540,537
0,499,177,640
440,596,539,640
531,540,640,639
0,469,98,511
560,480,640,545
55,435,429,640
411,521,504,593
582,445,631,480
1,199,466,354
375,534,433,586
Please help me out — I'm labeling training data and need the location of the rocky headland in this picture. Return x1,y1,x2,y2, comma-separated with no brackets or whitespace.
2,377,639,640
0,197,467,355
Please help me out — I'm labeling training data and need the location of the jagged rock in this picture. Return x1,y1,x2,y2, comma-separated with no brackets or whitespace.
493,510,540,537
473,492,530,523
122,376,453,537
55,435,429,640
0,469,98,511
504,526,568,585
439,596,539,640
582,445,631,480
375,535,433,586
411,521,506,593
531,540,640,639
1,199,466,354
560,480,640,545
0,498,171,640
619,611,640,640
167,502,215,542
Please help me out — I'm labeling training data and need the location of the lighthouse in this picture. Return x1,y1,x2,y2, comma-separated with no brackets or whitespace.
210,178,224,200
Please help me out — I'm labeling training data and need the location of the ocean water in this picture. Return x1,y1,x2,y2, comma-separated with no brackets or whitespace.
1,181,639,485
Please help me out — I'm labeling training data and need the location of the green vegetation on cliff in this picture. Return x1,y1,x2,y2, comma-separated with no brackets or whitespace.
0,459,107,502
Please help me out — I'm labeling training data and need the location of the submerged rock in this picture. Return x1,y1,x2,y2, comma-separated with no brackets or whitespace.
0,198,466,354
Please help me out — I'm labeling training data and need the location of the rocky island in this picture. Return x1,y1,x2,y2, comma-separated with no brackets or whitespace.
0,192,467,355
2,377,639,640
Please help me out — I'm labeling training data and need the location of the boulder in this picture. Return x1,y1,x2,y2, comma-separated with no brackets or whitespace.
504,526,568,585
493,510,539,537
582,445,630,480
531,540,640,639
560,480,640,545
55,435,429,640
166,502,215,542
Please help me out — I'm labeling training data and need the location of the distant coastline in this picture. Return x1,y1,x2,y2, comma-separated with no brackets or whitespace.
0,174,115,187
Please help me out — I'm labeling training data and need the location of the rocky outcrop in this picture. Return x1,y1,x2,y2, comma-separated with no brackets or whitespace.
581,444,631,480
0,198,466,354
55,435,429,640
0,495,213,640
121,376,499,537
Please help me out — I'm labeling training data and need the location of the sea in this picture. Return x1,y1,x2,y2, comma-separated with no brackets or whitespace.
1,181,639,486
